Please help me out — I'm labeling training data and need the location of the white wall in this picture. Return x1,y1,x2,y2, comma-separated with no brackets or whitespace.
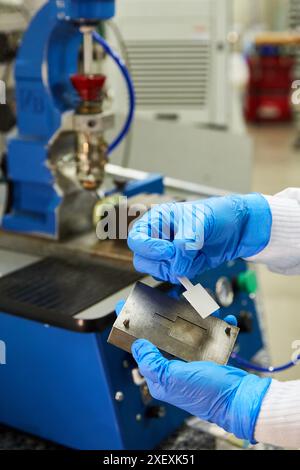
21,0,289,31
23,0,45,15
234,0,289,32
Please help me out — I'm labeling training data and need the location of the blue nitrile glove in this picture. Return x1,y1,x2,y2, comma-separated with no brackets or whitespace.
115,302,269,443
128,194,272,284
131,339,271,443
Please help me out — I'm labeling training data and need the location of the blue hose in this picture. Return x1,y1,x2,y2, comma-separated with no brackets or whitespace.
231,351,300,374
92,31,135,155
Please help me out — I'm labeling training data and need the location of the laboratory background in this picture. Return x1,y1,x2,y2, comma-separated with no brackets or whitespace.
0,0,299,453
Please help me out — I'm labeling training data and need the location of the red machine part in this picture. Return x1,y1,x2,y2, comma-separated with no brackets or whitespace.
245,56,295,122
71,74,106,102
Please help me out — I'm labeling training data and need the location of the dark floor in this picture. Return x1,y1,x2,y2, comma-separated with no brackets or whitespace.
0,423,216,451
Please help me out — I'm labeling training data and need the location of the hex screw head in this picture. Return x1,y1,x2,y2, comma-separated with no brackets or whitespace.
115,391,124,402
225,327,231,336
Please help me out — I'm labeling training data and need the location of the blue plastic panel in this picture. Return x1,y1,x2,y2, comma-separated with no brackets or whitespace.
0,312,185,450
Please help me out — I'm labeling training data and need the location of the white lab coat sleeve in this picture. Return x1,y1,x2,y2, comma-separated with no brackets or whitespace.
246,188,300,274
255,379,300,449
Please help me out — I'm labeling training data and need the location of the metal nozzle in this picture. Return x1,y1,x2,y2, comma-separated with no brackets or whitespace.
76,132,107,191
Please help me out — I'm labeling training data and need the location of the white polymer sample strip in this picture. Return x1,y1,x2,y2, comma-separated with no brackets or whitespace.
178,277,220,319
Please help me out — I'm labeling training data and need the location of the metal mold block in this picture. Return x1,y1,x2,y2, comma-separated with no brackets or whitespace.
108,282,239,365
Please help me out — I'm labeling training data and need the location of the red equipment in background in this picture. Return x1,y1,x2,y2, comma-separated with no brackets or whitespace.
245,52,295,123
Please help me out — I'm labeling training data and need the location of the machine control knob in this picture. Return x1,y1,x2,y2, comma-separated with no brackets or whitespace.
131,368,146,386
215,277,234,307
237,311,253,333
114,391,124,402
71,74,106,102
146,406,166,419
236,270,258,295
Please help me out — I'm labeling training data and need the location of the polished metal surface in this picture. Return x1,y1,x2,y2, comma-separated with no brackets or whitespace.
75,131,107,191
108,282,239,365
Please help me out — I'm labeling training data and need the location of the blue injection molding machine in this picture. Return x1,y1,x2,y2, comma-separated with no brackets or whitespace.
0,254,264,449
0,0,266,450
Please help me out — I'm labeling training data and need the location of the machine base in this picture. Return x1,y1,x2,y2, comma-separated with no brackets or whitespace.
0,252,186,450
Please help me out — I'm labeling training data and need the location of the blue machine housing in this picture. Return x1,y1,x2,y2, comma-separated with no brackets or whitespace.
59,0,115,20
0,258,264,450
2,0,115,238
0,311,186,450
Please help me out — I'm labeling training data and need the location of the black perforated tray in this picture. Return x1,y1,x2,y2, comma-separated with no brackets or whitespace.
0,257,141,332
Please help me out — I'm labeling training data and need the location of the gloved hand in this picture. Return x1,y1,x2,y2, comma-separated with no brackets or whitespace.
131,339,271,443
128,194,272,284
115,301,270,443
